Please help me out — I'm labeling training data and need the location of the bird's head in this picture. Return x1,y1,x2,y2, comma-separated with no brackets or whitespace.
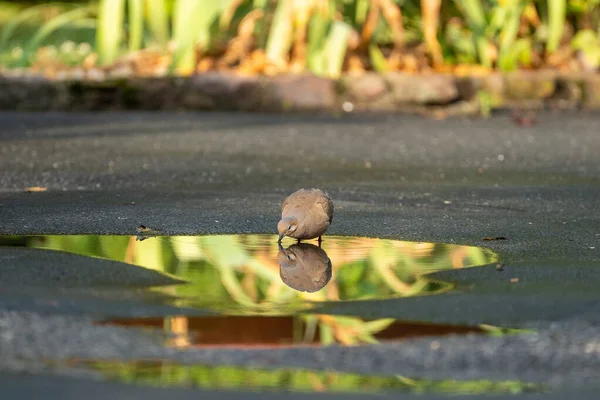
277,216,298,242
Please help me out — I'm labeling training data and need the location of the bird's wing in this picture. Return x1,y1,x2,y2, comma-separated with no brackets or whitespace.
283,189,333,222
316,191,334,223
282,189,309,214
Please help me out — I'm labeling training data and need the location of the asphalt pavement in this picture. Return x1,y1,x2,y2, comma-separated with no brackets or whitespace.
0,110,599,399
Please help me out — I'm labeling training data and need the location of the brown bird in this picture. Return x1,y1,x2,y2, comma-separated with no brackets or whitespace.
277,188,334,244
277,243,332,293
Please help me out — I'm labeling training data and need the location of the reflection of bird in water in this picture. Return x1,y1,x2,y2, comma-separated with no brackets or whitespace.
277,188,334,245
277,243,332,293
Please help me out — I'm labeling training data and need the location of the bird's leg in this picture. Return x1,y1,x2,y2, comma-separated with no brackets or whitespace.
318,236,322,247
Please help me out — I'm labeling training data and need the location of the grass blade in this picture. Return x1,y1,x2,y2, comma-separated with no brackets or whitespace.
0,3,76,50
144,0,168,48
369,44,388,72
306,12,330,75
354,0,370,26
265,0,293,69
497,0,526,71
454,0,492,67
252,0,269,49
194,0,227,50
28,7,94,54
546,0,566,54
498,0,523,51
323,20,352,78
170,0,203,74
97,0,125,65
127,0,144,52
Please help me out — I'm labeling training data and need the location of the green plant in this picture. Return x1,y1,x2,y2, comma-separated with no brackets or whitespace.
454,0,492,67
546,0,566,54
0,0,589,74
571,28,600,69
96,0,124,65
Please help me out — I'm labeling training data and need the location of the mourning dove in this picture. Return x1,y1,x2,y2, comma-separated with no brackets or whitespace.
277,243,332,293
277,188,334,244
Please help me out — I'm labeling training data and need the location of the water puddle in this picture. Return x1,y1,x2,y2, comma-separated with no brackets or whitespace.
0,234,502,346
0,234,531,395
0,234,498,305
72,360,541,395
99,315,485,348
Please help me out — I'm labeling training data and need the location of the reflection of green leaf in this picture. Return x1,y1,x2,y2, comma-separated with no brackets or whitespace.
301,315,318,343
200,235,249,268
134,236,164,271
39,235,98,256
337,261,366,285
360,318,395,334
337,261,371,299
98,235,129,260
357,333,379,344
88,361,543,394
218,262,256,307
468,247,498,266
479,324,535,337
170,236,204,261
319,322,335,345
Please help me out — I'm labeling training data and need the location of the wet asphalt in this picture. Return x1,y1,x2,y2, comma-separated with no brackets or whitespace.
0,110,599,399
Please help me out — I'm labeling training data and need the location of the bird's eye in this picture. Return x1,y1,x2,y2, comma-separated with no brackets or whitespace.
287,225,291,230
286,255,291,260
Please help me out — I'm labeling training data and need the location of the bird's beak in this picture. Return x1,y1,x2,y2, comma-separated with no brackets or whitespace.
278,233,285,243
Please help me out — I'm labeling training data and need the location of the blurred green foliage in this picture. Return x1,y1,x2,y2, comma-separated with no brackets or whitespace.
0,0,598,74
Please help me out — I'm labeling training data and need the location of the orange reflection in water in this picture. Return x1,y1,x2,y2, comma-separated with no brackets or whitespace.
99,315,484,349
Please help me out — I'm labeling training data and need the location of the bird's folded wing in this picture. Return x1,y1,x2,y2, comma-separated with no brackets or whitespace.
316,195,334,223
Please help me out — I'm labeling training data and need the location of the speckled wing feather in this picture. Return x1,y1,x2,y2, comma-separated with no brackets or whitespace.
316,190,334,223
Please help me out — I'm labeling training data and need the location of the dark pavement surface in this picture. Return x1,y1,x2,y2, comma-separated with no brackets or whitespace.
0,111,599,398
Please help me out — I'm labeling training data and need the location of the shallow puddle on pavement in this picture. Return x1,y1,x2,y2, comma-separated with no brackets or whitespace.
72,360,542,395
99,315,486,348
0,234,529,394
0,234,498,305
0,234,501,346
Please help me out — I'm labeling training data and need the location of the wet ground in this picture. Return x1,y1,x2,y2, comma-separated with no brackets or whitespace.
0,111,599,398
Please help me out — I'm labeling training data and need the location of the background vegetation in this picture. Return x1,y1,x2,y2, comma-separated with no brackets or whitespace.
0,1,599,78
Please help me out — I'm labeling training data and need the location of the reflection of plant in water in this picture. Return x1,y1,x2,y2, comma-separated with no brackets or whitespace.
22,234,498,346
86,361,541,395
